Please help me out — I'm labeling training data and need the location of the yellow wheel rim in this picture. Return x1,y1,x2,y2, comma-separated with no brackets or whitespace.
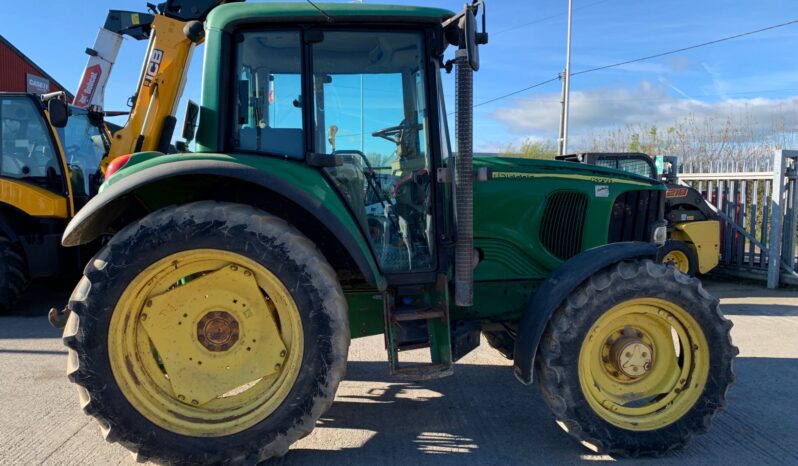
578,298,709,431
108,249,304,437
662,250,690,274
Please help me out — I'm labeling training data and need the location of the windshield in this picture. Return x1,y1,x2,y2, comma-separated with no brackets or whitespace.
56,109,107,196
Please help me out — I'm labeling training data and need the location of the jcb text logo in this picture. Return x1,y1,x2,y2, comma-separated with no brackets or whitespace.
143,49,164,87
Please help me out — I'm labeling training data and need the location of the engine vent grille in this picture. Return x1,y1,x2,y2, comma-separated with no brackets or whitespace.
608,189,665,242
539,191,589,260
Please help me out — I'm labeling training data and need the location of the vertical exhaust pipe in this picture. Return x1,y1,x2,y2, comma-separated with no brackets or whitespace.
454,45,474,307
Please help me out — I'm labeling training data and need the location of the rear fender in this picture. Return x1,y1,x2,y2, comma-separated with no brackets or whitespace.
512,242,657,384
61,158,385,290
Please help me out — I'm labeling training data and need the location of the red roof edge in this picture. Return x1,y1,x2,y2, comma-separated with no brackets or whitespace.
0,34,75,101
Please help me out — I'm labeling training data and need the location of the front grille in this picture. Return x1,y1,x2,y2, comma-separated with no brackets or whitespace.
540,191,589,260
608,189,665,242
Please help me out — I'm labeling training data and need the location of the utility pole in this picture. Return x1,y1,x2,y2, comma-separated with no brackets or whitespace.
557,0,573,156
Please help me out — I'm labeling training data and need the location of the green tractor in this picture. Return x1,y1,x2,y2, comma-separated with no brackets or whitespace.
54,2,736,463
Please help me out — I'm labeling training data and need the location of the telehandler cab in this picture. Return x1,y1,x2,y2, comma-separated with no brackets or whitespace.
0,92,109,310
0,1,237,312
56,2,736,463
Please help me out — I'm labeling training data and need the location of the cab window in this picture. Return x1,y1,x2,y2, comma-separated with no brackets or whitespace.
56,111,106,197
232,30,304,159
312,31,433,272
0,96,64,192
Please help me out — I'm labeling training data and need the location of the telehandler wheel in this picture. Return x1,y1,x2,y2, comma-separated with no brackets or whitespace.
657,240,697,276
0,234,29,312
62,201,350,465
535,260,736,456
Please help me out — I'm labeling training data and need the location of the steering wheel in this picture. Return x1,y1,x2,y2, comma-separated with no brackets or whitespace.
333,149,401,233
371,121,423,144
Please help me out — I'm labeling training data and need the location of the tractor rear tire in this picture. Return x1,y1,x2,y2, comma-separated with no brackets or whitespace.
0,235,29,312
657,240,698,276
62,201,350,465
535,260,736,456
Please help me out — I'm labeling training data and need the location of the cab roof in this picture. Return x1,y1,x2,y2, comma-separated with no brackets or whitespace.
206,2,455,31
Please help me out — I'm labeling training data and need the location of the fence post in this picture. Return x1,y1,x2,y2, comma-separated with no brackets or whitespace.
768,150,787,288
785,151,798,272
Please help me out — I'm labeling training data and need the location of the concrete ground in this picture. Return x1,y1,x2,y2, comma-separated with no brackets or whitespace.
1,278,797,465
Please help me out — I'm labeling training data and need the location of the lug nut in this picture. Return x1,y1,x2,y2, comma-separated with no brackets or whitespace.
178,395,185,401
230,265,238,271
146,300,153,307
141,314,148,321
274,363,282,371
280,350,286,358
191,400,199,405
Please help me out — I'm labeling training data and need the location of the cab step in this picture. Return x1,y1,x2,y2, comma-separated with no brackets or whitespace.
384,275,453,381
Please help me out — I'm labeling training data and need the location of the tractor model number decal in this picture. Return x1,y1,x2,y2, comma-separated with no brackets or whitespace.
143,49,164,87
493,172,536,179
666,187,689,198
491,172,649,186
595,185,610,197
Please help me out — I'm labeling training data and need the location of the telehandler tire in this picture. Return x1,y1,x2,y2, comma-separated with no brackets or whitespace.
0,234,29,312
535,260,736,456
657,240,697,276
62,201,349,465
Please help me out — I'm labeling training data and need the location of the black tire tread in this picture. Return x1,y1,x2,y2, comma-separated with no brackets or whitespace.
535,260,737,457
63,201,350,465
0,235,30,312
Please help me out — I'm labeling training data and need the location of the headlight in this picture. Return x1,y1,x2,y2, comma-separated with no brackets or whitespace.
652,222,668,246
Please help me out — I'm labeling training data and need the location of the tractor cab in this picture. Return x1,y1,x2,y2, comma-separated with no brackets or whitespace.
233,27,439,273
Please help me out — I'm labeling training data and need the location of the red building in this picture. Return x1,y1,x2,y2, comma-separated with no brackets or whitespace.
0,34,73,99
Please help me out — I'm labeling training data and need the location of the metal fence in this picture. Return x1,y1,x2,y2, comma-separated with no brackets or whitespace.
679,149,798,288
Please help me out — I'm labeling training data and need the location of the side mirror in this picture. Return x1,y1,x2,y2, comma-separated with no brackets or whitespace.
48,99,69,128
181,100,200,143
461,8,479,71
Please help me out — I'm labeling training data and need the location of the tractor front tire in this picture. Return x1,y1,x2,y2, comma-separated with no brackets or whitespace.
657,240,698,276
0,235,29,312
535,260,736,456
63,201,349,465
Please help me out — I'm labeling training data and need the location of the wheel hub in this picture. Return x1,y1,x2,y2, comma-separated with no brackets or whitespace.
611,338,653,378
139,264,287,405
197,311,240,351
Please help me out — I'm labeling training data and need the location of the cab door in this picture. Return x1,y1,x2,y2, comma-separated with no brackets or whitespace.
0,95,70,219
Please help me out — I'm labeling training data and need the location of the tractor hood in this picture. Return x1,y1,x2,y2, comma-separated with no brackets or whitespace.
470,156,665,281
473,156,663,188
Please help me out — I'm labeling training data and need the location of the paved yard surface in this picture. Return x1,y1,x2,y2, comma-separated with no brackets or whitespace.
1,278,796,465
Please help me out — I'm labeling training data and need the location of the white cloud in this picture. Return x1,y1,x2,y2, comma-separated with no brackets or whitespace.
490,82,798,142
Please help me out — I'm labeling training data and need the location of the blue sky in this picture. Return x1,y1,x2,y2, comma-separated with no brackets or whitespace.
3,0,797,151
